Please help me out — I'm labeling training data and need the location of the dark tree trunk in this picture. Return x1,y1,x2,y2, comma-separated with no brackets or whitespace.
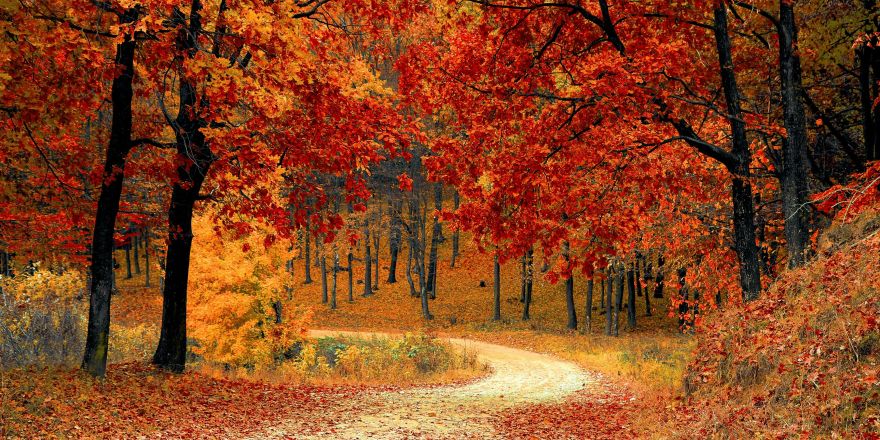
449,190,460,268
347,252,354,302
153,162,210,372
605,268,614,336
133,233,140,275
778,0,812,268
678,267,690,330
626,262,636,330
493,254,501,321
409,196,432,320
872,35,880,163
330,252,338,309
714,4,763,301
634,258,642,297
519,255,527,303
425,184,442,299
563,242,577,330
637,255,651,315
614,263,624,313
303,218,313,284
314,242,319,268
654,254,664,299
321,251,328,304
373,229,380,291
362,219,373,297
144,228,151,288
613,267,623,337
272,301,283,324
82,11,138,377
859,38,879,162
522,247,533,321
124,244,132,279
153,1,214,373
406,243,418,297
584,277,594,334
387,199,402,283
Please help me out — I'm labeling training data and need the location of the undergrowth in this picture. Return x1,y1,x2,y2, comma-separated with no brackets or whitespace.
674,211,880,438
201,332,486,386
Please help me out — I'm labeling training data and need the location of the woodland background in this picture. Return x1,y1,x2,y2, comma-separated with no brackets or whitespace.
1,0,879,437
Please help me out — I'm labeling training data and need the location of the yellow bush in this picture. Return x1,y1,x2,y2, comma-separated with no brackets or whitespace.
0,267,85,367
187,214,308,369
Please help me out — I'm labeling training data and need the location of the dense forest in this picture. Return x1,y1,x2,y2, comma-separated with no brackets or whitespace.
1,0,878,438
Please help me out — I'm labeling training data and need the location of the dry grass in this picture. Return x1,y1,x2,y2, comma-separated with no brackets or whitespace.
212,333,488,387
672,212,880,438
282,232,693,395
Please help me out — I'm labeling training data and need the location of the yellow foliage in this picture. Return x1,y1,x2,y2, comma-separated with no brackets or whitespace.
187,213,308,368
0,267,85,367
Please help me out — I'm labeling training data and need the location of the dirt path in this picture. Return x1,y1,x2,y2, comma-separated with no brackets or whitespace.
255,330,593,439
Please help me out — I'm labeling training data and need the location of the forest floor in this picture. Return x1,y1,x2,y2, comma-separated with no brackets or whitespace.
2,234,685,438
252,330,597,439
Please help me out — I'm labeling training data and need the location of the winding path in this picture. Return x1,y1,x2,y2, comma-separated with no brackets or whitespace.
255,330,593,439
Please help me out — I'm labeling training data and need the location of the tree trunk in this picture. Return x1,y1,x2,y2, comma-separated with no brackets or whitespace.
519,254,527,303
859,38,879,162
373,228,380,291
124,242,133,279
314,241,320,268
133,233,140,275
522,247,533,321
82,11,138,377
634,258,642,297
563,242,577,330
153,1,214,373
144,227,151,288
614,263,624,313
406,243,418,297
778,0,812,268
714,4,763,300
449,191,460,268
626,261,636,330
387,199,401,283
153,170,208,372
426,184,442,299
613,267,623,337
321,252,328,304
584,277,593,334
272,301,283,324
362,218,373,297
409,196,432,320
678,267,690,330
493,254,501,321
303,218,313,284
347,251,354,302
330,252,338,309
605,268,613,336
653,254,664,299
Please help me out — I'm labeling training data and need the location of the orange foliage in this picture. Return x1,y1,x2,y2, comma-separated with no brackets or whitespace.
676,213,880,437
0,362,380,438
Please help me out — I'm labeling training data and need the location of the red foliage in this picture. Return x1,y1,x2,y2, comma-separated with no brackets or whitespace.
495,378,639,439
677,223,880,437
1,362,391,438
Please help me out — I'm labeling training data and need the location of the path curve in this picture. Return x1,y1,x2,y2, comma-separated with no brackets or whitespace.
256,330,593,439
